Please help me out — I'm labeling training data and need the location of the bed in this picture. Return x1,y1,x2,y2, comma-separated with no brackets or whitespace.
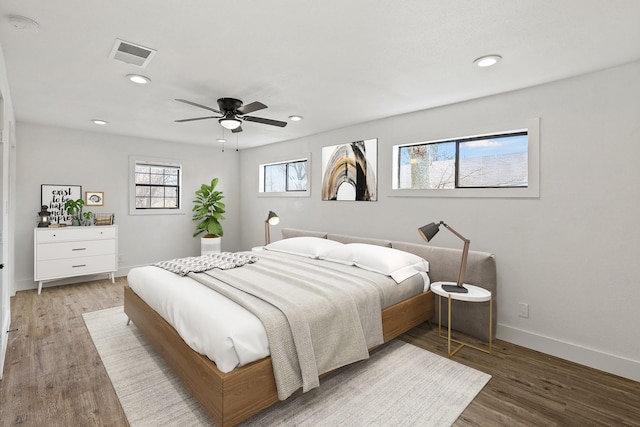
124,229,497,426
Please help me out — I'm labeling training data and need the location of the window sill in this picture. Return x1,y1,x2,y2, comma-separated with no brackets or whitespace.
389,187,539,199
258,191,310,198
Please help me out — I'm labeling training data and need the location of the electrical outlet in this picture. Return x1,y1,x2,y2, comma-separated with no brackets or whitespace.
518,302,529,318
118,254,124,263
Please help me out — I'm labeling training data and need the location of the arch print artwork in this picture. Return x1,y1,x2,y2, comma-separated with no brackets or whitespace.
321,139,377,201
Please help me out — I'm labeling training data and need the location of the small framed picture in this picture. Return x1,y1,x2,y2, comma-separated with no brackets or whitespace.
86,191,104,206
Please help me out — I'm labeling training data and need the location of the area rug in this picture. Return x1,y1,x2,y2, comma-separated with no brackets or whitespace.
83,306,491,426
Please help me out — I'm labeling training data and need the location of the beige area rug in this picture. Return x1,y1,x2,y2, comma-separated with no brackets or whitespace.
83,306,491,427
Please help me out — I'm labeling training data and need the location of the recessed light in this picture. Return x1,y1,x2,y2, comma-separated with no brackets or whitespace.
7,15,39,31
126,74,151,84
288,115,303,122
92,119,108,125
473,55,502,68
216,138,226,143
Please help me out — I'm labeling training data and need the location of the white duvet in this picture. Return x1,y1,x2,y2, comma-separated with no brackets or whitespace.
127,265,270,373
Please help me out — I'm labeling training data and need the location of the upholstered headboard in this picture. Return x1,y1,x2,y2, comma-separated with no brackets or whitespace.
280,228,497,342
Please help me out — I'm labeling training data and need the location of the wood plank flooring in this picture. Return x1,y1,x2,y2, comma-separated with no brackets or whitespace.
1,279,127,426
403,325,640,427
1,279,639,426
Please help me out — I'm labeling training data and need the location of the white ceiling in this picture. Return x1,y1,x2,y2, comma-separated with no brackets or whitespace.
0,1,639,149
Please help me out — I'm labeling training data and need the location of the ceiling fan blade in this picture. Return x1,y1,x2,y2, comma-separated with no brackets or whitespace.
237,101,267,115
243,115,288,127
231,126,243,133
175,99,220,114
175,116,219,123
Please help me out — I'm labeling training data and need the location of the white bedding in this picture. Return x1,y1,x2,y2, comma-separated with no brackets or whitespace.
127,253,430,373
127,265,270,373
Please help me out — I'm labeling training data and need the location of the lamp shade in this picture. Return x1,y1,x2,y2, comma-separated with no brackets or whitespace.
264,211,280,245
267,211,279,225
418,222,440,242
219,115,241,130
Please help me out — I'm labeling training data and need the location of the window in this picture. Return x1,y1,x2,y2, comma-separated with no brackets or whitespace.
259,157,309,196
396,131,527,190
129,157,184,215
392,118,539,198
458,133,528,188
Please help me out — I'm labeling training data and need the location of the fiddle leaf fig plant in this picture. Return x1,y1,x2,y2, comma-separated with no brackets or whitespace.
192,177,226,238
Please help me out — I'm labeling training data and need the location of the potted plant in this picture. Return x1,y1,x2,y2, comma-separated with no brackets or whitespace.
64,198,84,226
82,211,94,226
192,177,226,255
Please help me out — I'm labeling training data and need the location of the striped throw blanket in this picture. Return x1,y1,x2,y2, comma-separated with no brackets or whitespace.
153,252,258,276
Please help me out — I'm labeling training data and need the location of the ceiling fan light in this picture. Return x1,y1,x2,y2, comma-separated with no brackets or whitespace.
219,116,241,130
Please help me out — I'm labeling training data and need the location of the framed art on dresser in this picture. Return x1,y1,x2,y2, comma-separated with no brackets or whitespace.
40,184,82,225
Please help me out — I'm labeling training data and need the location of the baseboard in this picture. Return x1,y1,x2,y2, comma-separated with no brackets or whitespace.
497,324,640,383
14,265,139,293
13,275,639,383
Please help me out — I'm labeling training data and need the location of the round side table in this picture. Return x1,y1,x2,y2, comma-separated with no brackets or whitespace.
430,281,492,357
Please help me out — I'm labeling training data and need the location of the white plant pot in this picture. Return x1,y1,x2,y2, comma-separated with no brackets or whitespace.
201,236,221,256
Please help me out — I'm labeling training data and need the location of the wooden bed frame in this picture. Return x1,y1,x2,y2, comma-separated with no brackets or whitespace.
124,285,434,426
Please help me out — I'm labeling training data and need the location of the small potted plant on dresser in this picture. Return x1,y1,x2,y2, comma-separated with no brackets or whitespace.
192,177,225,255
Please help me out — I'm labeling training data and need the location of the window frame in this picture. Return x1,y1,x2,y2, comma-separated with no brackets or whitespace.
258,153,311,198
391,118,540,198
129,156,185,216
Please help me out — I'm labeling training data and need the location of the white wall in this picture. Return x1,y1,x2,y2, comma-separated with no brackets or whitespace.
238,61,640,381
14,123,241,292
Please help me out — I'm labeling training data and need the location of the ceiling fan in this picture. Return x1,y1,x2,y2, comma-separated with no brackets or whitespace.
174,98,287,133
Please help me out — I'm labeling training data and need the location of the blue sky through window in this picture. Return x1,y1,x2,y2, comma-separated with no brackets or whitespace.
460,134,527,158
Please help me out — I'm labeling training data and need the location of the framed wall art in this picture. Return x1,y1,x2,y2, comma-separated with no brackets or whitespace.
41,184,82,225
86,191,104,206
321,138,377,201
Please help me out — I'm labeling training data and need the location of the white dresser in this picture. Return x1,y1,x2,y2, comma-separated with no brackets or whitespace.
34,225,118,294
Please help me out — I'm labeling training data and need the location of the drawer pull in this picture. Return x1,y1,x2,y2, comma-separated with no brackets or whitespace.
72,264,87,268
72,248,87,251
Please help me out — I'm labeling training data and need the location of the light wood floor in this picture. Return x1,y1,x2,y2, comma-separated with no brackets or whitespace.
1,279,639,427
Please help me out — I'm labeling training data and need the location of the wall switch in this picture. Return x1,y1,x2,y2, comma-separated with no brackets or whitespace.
518,302,529,318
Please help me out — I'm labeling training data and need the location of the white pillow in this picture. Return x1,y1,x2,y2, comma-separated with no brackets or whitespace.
318,244,356,265
321,243,429,283
264,236,344,259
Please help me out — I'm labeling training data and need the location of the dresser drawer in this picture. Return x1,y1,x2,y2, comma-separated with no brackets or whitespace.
36,239,115,261
35,255,117,281
36,226,116,243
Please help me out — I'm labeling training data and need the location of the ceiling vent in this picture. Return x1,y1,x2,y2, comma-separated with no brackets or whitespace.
109,39,156,68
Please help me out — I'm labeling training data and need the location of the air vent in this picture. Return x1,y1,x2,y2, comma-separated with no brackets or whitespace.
109,39,156,68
